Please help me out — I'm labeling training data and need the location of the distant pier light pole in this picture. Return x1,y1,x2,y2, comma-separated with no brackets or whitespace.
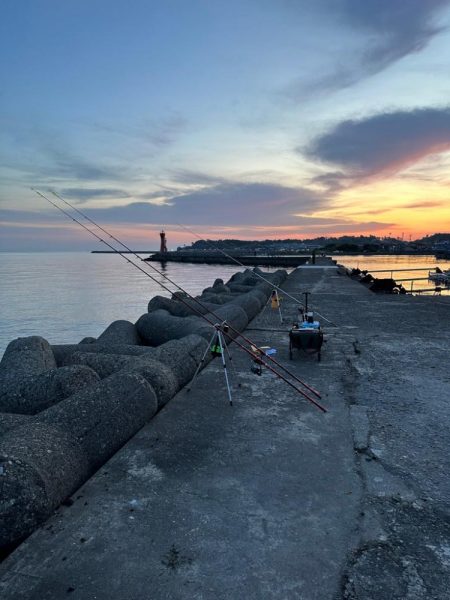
159,230,168,253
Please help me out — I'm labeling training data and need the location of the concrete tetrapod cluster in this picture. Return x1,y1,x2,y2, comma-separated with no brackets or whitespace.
0,267,287,552
341,266,408,294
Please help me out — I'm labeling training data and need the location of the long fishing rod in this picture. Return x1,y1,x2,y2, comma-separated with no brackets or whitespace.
177,222,336,326
48,189,322,401
34,189,327,412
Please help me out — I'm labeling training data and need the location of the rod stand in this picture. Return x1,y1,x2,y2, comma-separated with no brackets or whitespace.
261,289,283,323
187,322,234,406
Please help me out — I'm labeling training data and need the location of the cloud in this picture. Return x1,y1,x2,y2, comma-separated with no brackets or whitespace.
0,111,187,192
89,114,187,148
0,206,393,250
0,208,61,224
299,220,394,234
310,171,349,192
1,112,187,190
2,181,397,249
7,181,332,229
142,115,187,147
306,107,450,181
59,188,131,203
286,0,450,95
134,170,229,202
167,169,227,186
0,120,129,184
402,200,444,209
343,0,448,66
84,182,329,227
188,219,393,238
138,190,176,201
45,153,123,182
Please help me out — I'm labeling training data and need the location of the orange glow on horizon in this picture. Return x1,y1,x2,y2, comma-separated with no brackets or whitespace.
310,176,450,240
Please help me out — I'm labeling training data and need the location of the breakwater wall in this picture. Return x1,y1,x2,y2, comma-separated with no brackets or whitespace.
146,251,311,268
0,267,287,553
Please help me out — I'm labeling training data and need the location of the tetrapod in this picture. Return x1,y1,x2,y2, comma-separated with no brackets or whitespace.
187,322,234,406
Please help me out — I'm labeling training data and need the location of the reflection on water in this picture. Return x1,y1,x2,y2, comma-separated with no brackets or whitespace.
338,254,450,295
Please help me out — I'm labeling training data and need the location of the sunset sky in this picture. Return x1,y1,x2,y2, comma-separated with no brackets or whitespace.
1,0,450,250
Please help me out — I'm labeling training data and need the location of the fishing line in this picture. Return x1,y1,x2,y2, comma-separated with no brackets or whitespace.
34,188,326,412
47,189,322,400
177,222,337,326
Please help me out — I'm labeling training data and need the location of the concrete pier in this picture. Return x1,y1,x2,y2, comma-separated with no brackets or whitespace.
145,250,314,268
0,266,449,599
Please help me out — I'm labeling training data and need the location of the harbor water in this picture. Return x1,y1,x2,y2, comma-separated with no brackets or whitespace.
338,254,450,294
1,252,449,358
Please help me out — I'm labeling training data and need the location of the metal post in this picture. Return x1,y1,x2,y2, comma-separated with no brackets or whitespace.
217,330,233,406
303,292,309,313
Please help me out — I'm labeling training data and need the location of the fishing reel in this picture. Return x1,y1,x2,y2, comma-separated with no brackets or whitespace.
251,362,263,376
249,344,276,376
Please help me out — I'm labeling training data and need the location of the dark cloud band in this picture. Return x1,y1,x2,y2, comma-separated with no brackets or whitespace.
307,107,450,179
286,0,450,95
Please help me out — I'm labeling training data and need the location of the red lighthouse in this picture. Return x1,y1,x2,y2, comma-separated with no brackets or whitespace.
159,230,167,253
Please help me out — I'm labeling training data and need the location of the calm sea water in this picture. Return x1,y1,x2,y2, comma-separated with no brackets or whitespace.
0,253,252,357
1,252,448,357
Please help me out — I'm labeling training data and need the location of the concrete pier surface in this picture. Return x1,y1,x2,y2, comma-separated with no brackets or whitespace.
1,267,449,599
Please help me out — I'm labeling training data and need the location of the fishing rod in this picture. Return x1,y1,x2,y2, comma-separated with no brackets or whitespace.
48,189,322,401
34,189,327,412
177,222,337,326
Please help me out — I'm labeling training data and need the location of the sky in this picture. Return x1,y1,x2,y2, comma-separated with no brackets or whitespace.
1,0,450,250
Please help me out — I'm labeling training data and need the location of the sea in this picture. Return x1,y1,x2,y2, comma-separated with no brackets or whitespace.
1,252,449,357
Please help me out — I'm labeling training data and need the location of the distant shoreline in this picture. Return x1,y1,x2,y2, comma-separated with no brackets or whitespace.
91,250,158,254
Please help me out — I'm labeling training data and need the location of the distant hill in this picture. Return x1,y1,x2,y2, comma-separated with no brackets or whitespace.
186,235,400,252
181,233,449,253
416,233,450,244
188,234,389,250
